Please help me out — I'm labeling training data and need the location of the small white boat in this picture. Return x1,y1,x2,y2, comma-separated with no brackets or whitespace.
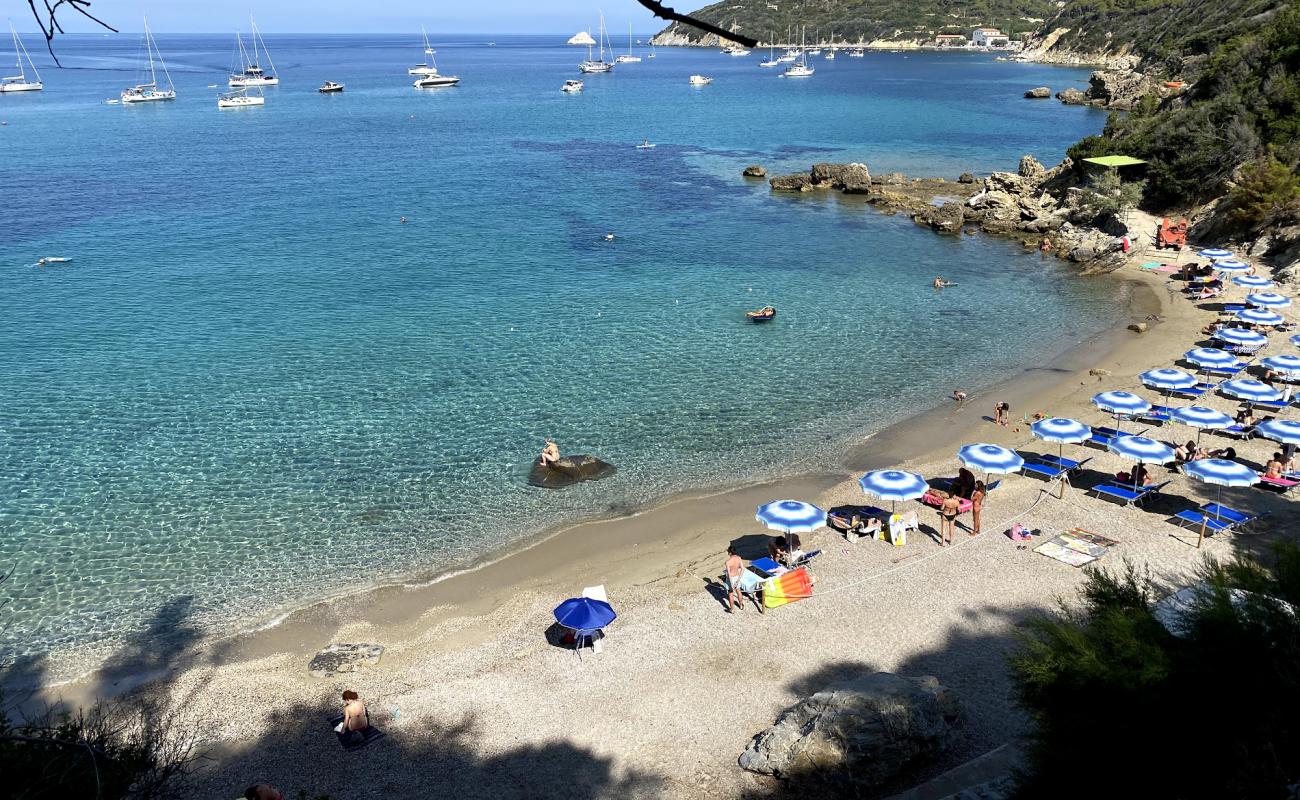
722,45,751,56
319,80,344,93
825,49,836,60
228,18,279,86
120,19,176,104
615,24,641,63
562,78,584,93
759,58,779,67
782,29,814,77
688,74,713,85
35,257,70,266
414,73,459,88
636,138,655,149
777,52,797,63
848,47,866,57
1,22,42,92
217,87,265,108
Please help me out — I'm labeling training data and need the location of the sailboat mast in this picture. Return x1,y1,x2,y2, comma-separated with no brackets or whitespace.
253,18,277,76
145,19,157,85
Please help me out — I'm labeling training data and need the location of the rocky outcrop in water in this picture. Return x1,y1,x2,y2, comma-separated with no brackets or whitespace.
739,672,960,791
308,643,385,678
770,173,813,192
742,165,767,178
913,202,965,234
1025,86,1051,98
528,455,617,489
811,162,872,192
1056,87,1088,105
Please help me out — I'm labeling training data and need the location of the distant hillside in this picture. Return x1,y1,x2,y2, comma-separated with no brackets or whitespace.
649,0,1057,46
1021,0,1287,68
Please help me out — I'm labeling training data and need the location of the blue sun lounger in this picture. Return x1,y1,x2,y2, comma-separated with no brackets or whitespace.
1202,360,1248,377
1088,479,1171,507
1020,455,1093,482
1171,510,1235,535
1167,383,1216,399
1199,503,1257,530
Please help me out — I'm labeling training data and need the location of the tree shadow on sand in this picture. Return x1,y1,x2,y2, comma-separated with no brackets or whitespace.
196,698,663,800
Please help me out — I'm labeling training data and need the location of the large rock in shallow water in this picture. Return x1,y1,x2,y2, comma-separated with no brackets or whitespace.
739,672,959,790
1024,86,1051,98
913,202,965,234
1057,87,1088,105
770,173,813,192
810,162,871,191
742,165,767,178
308,643,384,678
528,455,617,489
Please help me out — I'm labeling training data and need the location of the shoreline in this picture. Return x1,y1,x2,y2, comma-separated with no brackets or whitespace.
41,260,1158,709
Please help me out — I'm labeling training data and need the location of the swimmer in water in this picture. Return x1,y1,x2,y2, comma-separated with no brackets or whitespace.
400,216,407,223
604,232,615,241
933,277,946,289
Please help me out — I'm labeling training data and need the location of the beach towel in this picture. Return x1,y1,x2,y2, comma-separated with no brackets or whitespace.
329,715,386,751
1033,529,1119,567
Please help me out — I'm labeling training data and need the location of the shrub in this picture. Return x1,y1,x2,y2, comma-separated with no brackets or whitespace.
1227,153,1300,229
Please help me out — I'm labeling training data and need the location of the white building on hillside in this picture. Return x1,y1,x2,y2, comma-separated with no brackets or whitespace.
971,27,1009,47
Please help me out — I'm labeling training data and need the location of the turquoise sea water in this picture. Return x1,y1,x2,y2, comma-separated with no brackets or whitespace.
1,33,1115,676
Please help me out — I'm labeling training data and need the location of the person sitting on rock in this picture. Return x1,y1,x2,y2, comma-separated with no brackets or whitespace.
540,438,560,467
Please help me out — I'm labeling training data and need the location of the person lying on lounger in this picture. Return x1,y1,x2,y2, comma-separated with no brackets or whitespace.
1206,446,1237,460
1266,454,1286,479
1174,440,1204,462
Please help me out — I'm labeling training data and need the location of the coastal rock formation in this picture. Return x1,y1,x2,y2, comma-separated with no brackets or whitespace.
527,454,617,489
308,643,385,678
876,172,909,186
913,202,966,234
957,173,977,184
1086,69,1155,110
770,173,813,192
743,165,767,178
739,672,959,790
1056,87,1088,105
1018,155,1046,180
1024,86,1051,98
811,162,872,192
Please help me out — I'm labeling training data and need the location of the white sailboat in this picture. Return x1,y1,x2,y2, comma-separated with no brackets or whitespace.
759,34,778,67
720,18,750,55
409,26,440,75
217,86,265,108
825,33,837,59
229,18,279,87
579,11,614,73
1,22,42,92
615,24,640,63
807,30,822,55
848,46,865,57
121,19,175,103
782,28,814,77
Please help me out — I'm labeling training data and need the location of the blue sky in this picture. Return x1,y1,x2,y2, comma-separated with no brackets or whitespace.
15,1,664,34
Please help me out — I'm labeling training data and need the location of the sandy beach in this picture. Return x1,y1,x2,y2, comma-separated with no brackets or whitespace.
29,245,1298,799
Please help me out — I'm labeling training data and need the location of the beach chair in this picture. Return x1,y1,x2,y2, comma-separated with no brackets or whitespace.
1202,361,1247,377
1167,383,1215,399
1171,510,1236,536
1021,461,1069,481
1037,453,1086,471
1251,399,1290,413
1199,503,1258,530
1216,423,1256,439
1089,480,1171,507
1086,426,1134,449
1258,475,1300,494
789,549,822,568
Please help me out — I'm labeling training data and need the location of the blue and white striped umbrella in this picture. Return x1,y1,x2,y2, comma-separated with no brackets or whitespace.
1213,327,1268,348
1246,292,1292,309
957,443,1024,475
1219,378,1283,403
1291,334,1300,349
1256,419,1300,445
1169,406,1233,430
1214,258,1250,273
1198,248,1233,259
1232,275,1273,289
1181,458,1259,488
755,500,827,534
1140,368,1198,391
1262,354,1300,376
1031,417,1091,444
1107,435,1176,465
858,470,929,502
1184,347,1238,369
1237,308,1286,327
1092,391,1151,415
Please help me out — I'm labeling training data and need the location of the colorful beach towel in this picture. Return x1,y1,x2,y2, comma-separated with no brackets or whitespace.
1034,529,1119,567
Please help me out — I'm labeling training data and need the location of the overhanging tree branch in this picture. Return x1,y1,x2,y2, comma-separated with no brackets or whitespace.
633,0,758,47
26,0,118,67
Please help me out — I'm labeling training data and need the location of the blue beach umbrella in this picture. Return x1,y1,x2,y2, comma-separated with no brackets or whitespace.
1237,308,1286,327
1232,275,1273,289
1107,435,1176,491
756,499,826,555
1256,419,1300,446
1169,406,1233,446
1031,417,1091,484
1220,378,1283,404
1140,368,1198,394
1246,292,1292,309
1198,248,1233,259
957,443,1024,475
858,469,928,514
1212,327,1268,349
1184,347,1237,371
1214,259,1250,273
1092,390,1151,432
1262,354,1300,376
1181,458,1261,546
553,597,617,634
1291,334,1300,349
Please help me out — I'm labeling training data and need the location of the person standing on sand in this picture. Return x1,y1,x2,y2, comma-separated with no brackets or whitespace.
994,401,1010,427
970,481,986,536
724,546,744,613
938,491,960,546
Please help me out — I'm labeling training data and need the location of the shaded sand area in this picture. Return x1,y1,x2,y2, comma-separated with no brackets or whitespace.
25,250,1298,799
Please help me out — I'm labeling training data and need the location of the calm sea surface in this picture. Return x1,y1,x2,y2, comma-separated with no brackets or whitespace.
0,33,1114,677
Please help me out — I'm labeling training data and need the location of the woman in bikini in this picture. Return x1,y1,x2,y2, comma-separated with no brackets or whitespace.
938,491,960,546
724,546,745,613
970,481,986,536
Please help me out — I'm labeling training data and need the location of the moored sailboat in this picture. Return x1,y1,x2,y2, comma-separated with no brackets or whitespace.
579,11,614,73
409,26,440,75
229,18,279,87
1,22,42,92
615,24,640,63
121,19,176,103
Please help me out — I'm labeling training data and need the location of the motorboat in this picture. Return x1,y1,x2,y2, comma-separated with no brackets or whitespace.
319,80,344,93
1,22,42,92
562,78,584,93
120,19,176,103
217,87,265,108
688,74,713,86
848,47,866,57
722,44,751,56
746,306,776,322
414,73,460,88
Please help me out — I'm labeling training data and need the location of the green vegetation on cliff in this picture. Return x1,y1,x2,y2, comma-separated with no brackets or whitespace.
1065,0,1299,219
651,0,1056,45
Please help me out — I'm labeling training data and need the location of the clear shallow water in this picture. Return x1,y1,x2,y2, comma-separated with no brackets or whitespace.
1,34,1112,676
